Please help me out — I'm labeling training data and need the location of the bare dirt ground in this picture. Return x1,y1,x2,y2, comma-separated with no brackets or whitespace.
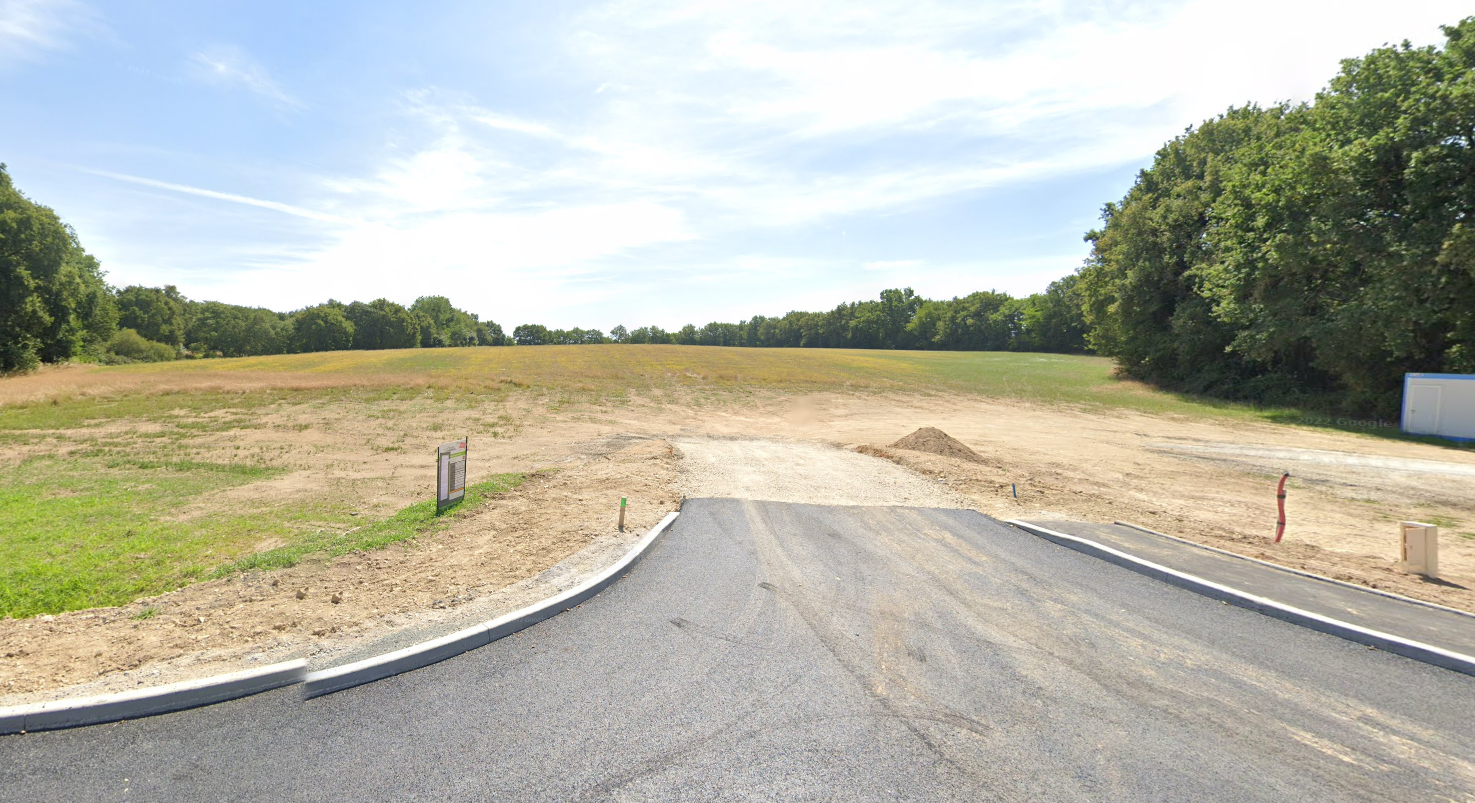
618,391,1475,612
0,437,679,705
675,437,964,508
5,385,1475,704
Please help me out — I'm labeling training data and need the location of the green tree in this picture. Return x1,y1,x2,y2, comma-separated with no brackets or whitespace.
292,305,355,352
116,285,188,349
1077,105,1280,395
0,164,117,372
186,301,291,357
1079,17,1475,414
512,324,549,345
346,299,420,350
107,328,176,362
475,319,508,346
411,295,497,348
1017,275,1089,353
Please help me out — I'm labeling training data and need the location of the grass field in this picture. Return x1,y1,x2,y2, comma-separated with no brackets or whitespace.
0,345,1435,620
0,345,1295,426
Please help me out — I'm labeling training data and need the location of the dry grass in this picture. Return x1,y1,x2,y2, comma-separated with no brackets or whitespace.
0,345,1452,622
0,345,1294,424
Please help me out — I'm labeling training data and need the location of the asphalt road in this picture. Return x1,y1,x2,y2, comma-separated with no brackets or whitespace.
1026,519,1475,656
3,499,1473,801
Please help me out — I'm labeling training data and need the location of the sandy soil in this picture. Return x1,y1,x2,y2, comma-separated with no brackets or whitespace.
0,438,679,705
675,437,965,508
5,386,1475,704
608,391,1475,610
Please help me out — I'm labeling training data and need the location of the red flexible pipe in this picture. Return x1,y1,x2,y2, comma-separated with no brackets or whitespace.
1274,473,1289,543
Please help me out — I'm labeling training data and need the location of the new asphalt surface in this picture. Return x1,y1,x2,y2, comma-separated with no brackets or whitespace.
1023,519,1475,657
3,499,1474,801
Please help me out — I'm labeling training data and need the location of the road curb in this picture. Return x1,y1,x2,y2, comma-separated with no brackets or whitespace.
302,511,680,698
0,512,681,735
0,659,307,735
1111,520,1475,621
1006,519,1475,678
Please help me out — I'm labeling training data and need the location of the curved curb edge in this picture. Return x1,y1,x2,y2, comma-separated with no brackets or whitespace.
1006,519,1475,678
1111,520,1475,621
0,511,681,735
301,510,681,699
0,659,307,735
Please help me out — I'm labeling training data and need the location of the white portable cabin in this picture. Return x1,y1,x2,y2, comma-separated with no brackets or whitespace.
1402,373,1475,441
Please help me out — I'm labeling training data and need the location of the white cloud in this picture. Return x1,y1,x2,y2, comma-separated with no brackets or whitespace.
189,45,301,108
78,0,1475,325
0,0,97,67
89,169,351,223
567,0,1469,188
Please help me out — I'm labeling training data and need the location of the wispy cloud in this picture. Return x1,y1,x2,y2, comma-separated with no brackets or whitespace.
61,0,1470,327
189,44,301,109
0,0,97,67
88,169,350,224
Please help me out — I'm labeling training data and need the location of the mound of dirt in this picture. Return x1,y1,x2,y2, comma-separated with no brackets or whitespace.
890,427,985,463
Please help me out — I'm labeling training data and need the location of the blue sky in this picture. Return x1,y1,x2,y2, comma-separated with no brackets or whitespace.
1,1,1467,330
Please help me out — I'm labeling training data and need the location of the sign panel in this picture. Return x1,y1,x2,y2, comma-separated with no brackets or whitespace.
437,437,467,512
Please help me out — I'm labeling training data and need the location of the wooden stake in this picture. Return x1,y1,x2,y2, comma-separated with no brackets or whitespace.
618,497,627,532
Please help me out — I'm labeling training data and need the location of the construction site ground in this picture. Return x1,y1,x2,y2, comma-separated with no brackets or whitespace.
4,368,1474,705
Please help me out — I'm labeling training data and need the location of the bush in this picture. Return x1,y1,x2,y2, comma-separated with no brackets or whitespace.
107,328,177,362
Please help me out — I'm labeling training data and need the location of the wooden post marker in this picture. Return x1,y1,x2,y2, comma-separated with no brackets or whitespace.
618,497,627,532
1274,472,1289,543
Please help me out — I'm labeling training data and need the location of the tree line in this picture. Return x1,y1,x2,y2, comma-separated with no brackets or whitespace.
1076,18,1475,416
0,164,510,370
512,282,1087,353
6,18,1471,417
1,158,1088,371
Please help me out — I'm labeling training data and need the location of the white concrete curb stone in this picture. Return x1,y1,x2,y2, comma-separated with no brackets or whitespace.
301,510,681,698
0,659,307,735
0,510,682,735
1007,519,1475,677
1112,520,1475,621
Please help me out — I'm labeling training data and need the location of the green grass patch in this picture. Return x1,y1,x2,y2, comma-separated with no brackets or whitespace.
215,474,526,576
1420,515,1463,529
0,455,307,619
0,448,525,619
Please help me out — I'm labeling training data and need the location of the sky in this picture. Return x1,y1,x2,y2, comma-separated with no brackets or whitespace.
1,1,1468,330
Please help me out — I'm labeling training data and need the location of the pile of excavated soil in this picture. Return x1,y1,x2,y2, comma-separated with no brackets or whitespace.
890,427,985,463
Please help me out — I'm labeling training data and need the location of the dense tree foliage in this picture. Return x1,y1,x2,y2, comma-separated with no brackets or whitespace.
107,328,176,362
519,280,1089,353
512,324,606,345
0,164,115,372
1078,18,1475,415
116,285,188,349
345,299,420,351
186,301,290,357
292,304,355,352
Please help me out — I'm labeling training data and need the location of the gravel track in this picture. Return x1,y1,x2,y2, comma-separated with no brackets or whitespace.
674,437,969,508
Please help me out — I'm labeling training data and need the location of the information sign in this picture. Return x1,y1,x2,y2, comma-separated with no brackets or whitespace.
437,437,467,512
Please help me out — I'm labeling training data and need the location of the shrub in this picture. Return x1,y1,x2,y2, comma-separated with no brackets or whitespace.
108,328,177,362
